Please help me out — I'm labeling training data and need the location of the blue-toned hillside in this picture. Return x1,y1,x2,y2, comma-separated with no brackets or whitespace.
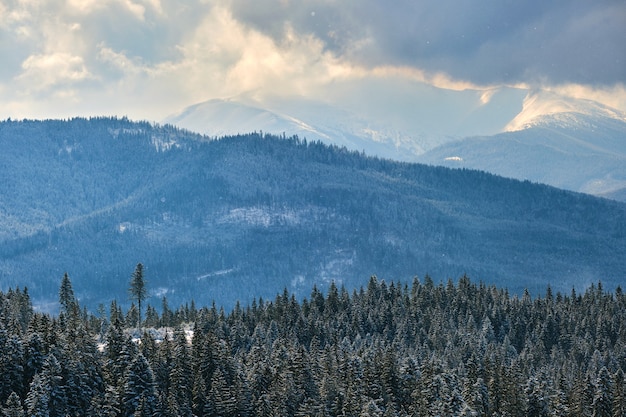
1,118,625,311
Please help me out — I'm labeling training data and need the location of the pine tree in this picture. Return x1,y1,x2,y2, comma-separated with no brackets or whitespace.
235,371,255,417
23,332,45,399
551,375,570,417
126,304,139,329
87,385,120,417
160,297,173,327
191,373,208,417
380,346,400,407
63,352,103,416
25,354,66,417
0,335,24,405
139,330,158,364
0,328,10,403
144,305,159,328
360,399,384,417
255,393,272,417
122,353,156,417
466,377,490,417
58,273,77,316
209,368,237,417
45,355,67,417
592,367,613,417
613,368,626,417
24,375,49,417
133,394,154,417
128,263,147,327
2,392,24,417
525,376,549,417
502,361,526,417
572,372,595,417
296,397,325,417
152,336,173,401
103,316,132,390
168,328,193,416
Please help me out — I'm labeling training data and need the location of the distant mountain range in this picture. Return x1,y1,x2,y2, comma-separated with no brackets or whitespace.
164,82,528,162
164,97,430,162
1,118,625,313
419,93,626,200
165,90,626,201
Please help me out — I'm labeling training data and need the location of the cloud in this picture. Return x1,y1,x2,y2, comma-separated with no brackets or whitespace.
0,0,623,121
226,0,626,87
548,83,626,116
17,53,93,92
1,2,364,119
137,5,366,114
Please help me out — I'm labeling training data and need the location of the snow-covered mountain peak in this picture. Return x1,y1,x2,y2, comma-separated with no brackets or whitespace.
164,96,438,161
164,98,328,140
504,90,626,132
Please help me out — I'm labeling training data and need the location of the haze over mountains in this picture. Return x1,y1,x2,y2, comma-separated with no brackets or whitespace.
166,87,626,201
165,81,528,160
1,118,625,312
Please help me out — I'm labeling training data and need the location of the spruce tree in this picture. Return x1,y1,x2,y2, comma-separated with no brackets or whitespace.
58,273,77,316
128,263,147,327
209,368,237,417
592,367,613,417
525,376,549,417
613,368,626,417
24,375,48,417
0,334,24,404
122,353,156,417
168,329,193,417
25,354,66,417
2,392,24,417
103,314,128,390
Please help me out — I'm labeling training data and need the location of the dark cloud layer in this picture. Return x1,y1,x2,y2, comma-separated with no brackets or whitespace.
2,0,624,119
227,0,625,86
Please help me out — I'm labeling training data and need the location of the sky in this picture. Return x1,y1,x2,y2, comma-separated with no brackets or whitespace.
0,0,624,122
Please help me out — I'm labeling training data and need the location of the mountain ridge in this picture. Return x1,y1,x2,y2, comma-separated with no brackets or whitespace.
418,112,626,198
1,118,625,312
165,91,626,201
504,90,626,131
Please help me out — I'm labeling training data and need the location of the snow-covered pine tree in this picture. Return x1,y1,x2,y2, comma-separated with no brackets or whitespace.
2,392,24,417
592,367,613,417
25,354,66,417
613,368,626,417
122,353,156,417
167,328,193,417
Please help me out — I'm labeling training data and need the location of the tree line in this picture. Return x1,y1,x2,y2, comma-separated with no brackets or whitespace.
0,269,625,416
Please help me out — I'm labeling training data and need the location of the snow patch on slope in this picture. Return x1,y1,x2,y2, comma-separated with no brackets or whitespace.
218,206,312,227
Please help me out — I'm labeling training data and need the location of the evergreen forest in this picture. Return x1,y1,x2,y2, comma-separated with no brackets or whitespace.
1,273,625,417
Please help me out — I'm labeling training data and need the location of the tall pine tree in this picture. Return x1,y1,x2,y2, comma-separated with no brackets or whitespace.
128,263,147,328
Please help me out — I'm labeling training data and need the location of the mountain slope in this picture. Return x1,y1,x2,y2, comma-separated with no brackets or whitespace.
1,118,625,312
165,99,328,142
504,90,626,132
164,84,529,161
164,97,430,162
166,90,626,201
417,109,626,199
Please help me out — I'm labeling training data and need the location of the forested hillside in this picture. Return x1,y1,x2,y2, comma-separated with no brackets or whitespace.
1,118,626,311
0,276,624,416
417,112,626,201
